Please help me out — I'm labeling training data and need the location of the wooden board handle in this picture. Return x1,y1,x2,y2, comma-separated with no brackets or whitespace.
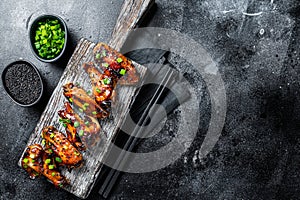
109,0,155,51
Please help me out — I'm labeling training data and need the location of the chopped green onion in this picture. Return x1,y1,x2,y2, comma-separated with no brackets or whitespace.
102,62,109,68
103,78,110,85
42,139,46,145
33,171,39,176
69,98,73,103
34,19,65,59
102,50,106,56
32,159,35,163
96,88,102,93
79,108,84,113
59,118,71,123
74,121,80,128
116,57,123,63
48,165,54,170
87,90,91,95
23,158,29,163
63,123,67,127
51,172,56,177
85,121,90,125
45,159,51,164
50,133,55,138
96,53,101,59
58,183,63,188
83,103,89,107
48,149,53,154
55,157,62,163
92,111,97,115
120,69,126,75
79,130,84,136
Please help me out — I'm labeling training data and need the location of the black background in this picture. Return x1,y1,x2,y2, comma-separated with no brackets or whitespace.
0,0,300,199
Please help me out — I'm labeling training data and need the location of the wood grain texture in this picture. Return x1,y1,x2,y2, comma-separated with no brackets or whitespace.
109,0,155,51
18,38,147,199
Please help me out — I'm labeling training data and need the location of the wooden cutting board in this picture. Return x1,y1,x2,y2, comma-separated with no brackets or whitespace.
18,0,154,198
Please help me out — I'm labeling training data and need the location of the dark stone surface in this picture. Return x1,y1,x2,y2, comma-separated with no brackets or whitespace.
1,0,300,199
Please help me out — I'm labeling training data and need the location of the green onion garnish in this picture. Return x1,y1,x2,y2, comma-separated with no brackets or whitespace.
79,130,84,136
48,165,54,170
96,88,102,93
45,159,51,164
116,57,123,63
120,69,126,75
102,62,109,68
34,19,65,59
51,172,56,176
23,158,29,163
79,108,84,113
103,78,110,85
96,53,101,59
83,103,89,107
55,157,62,163
74,121,80,128
69,98,73,103
85,121,89,125
102,50,106,56
50,133,55,138
92,111,97,115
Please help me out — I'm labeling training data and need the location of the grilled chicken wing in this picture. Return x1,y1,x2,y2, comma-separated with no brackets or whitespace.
21,144,44,179
58,102,101,148
83,62,116,106
58,102,86,151
41,151,69,187
42,126,83,168
21,144,69,188
63,83,109,119
93,43,139,85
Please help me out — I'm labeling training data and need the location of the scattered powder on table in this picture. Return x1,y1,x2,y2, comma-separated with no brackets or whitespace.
4,63,42,105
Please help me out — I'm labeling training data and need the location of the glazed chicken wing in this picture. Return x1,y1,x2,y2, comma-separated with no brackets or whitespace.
83,62,116,106
93,43,139,85
58,102,101,148
42,126,83,168
21,144,69,188
21,144,44,179
41,151,69,187
63,83,109,119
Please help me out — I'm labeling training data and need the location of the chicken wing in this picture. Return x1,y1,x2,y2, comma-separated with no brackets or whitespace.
63,83,109,119
83,62,116,106
41,151,69,188
21,144,69,188
41,126,83,168
93,43,139,85
58,102,101,148
21,144,43,179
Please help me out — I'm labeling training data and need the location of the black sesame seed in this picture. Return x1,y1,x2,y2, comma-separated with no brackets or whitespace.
4,63,42,105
